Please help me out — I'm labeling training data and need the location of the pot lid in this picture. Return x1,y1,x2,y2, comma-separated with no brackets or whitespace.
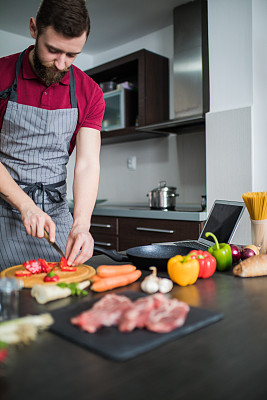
151,181,177,192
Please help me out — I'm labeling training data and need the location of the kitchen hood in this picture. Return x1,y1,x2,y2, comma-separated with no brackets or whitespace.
137,0,209,135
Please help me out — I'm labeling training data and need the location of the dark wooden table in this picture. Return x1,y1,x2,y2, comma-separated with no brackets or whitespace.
1,254,267,400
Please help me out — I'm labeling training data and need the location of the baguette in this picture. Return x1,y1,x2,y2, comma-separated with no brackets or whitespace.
233,254,267,277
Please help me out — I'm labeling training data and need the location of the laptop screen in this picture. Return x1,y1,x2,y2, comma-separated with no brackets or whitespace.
199,200,245,245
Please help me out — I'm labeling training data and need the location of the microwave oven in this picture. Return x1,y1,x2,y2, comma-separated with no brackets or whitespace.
101,87,137,131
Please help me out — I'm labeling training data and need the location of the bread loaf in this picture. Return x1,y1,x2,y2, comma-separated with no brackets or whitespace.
233,254,267,277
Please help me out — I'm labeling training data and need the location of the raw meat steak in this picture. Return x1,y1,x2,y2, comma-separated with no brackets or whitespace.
71,293,190,334
145,297,190,333
119,293,168,332
71,294,132,333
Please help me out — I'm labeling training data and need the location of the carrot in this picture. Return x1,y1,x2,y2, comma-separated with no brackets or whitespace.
91,270,142,292
91,274,102,283
96,264,136,278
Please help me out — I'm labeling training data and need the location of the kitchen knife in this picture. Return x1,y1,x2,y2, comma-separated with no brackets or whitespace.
44,230,65,259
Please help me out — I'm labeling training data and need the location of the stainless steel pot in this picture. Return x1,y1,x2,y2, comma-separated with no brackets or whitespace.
147,181,179,210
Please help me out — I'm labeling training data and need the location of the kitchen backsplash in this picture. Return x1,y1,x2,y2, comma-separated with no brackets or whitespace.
67,130,206,206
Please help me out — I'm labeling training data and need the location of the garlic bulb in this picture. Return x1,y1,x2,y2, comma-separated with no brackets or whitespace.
141,266,160,294
141,266,173,294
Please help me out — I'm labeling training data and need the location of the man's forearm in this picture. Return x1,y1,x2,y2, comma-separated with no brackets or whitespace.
72,127,101,231
0,162,35,211
72,160,100,230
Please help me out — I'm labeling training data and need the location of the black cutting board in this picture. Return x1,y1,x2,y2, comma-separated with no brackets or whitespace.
50,291,223,362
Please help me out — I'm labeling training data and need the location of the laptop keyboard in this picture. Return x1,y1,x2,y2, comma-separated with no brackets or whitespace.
174,241,209,251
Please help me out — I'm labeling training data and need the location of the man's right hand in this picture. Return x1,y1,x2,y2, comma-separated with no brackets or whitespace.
20,204,56,242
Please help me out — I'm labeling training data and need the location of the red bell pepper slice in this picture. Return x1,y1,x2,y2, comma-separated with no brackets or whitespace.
23,259,42,274
189,250,216,279
59,257,76,272
38,258,53,274
15,270,32,277
49,262,58,268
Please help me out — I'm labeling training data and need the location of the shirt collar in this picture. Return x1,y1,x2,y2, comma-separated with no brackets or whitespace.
22,45,70,86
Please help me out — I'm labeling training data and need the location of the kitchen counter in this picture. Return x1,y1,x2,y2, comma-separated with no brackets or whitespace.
1,253,267,400
69,201,207,222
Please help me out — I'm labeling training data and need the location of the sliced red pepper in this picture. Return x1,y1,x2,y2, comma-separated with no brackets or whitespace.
49,262,58,268
38,258,53,274
61,266,77,272
59,257,76,272
189,250,216,279
23,259,42,274
59,257,68,267
15,270,32,277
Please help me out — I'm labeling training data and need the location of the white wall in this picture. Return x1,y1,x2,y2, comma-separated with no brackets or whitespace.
208,0,252,112
252,0,267,190
96,132,206,204
206,0,267,245
0,30,33,56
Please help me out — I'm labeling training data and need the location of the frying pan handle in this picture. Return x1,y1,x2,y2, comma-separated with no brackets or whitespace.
93,245,129,262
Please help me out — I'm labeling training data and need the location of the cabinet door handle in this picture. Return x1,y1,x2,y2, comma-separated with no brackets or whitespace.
91,223,112,228
94,241,112,247
136,227,174,234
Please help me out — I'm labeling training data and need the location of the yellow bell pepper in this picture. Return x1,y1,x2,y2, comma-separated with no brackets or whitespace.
167,254,199,287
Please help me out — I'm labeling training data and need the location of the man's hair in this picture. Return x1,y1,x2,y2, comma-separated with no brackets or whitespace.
36,0,90,38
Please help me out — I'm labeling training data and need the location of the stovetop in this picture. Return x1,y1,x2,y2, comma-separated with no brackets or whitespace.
95,203,205,213
128,206,204,212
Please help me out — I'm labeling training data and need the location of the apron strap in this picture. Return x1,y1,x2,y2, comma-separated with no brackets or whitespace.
70,66,77,109
0,49,26,101
0,49,77,108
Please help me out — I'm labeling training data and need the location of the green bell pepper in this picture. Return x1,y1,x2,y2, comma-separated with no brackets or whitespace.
205,232,232,271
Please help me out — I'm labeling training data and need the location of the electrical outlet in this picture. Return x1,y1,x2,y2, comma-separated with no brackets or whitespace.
127,156,137,170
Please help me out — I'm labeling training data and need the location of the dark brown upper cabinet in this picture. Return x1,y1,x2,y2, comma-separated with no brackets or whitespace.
84,49,169,144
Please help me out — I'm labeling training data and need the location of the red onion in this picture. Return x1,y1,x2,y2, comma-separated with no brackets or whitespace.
230,244,241,263
241,247,255,260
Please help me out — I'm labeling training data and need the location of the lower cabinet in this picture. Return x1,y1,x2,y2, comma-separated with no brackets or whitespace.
90,216,119,252
90,215,205,252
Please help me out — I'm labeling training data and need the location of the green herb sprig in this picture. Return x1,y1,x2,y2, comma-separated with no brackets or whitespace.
57,282,88,296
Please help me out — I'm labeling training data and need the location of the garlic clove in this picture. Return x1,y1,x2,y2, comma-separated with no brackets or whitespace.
158,278,173,294
141,275,160,294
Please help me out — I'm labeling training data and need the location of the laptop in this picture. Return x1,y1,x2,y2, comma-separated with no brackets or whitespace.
172,200,245,251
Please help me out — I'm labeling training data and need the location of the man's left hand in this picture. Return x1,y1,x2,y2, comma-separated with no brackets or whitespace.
65,225,94,266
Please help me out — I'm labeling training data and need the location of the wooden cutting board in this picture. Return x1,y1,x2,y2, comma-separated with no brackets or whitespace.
0,263,96,288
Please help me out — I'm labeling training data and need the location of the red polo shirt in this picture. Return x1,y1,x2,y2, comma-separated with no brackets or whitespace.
0,46,105,155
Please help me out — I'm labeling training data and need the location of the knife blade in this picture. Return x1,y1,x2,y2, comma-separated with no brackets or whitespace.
43,230,65,259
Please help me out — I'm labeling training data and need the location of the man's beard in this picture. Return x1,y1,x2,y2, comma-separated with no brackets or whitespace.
33,40,68,86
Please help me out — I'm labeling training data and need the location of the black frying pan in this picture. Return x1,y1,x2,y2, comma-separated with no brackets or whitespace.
93,244,191,270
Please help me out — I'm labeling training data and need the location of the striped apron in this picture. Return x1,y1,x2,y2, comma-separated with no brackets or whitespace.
0,50,78,270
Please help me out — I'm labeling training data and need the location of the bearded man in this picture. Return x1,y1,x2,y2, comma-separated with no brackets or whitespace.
0,0,105,270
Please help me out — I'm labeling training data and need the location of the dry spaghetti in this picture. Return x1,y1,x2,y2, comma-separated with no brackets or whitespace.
242,192,267,220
